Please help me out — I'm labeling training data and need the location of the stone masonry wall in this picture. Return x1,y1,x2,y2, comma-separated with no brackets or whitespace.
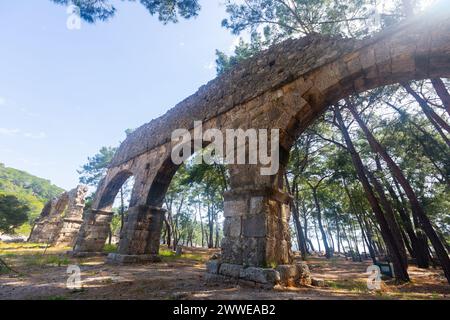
54,185,89,247
28,185,88,246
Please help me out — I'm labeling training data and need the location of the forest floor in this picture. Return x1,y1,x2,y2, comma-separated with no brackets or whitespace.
0,242,449,300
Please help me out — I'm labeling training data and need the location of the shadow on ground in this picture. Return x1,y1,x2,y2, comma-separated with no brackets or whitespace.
1,242,449,300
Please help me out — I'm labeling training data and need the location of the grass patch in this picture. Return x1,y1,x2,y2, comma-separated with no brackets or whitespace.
0,264,12,274
0,242,46,251
326,279,369,293
159,249,205,262
181,253,205,262
23,254,70,267
103,244,118,254
159,249,176,259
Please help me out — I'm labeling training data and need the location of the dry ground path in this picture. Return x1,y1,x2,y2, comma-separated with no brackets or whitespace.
1,243,448,300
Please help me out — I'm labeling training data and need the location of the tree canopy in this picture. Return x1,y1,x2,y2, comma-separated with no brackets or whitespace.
0,194,30,234
51,0,201,23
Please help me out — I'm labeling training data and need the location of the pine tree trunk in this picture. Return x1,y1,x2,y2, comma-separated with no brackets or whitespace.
431,78,450,117
198,200,205,248
342,224,353,255
403,84,450,147
366,169,408,266
335,106,410,282
349,218,362,262
207,204,214,249
346,102,450,283
384,176,430,268
312,187,332,258
313,218,322,253
357,213,377,263
301,201,311,253
335,210,341,254
285,174,308,258
292,206,308,258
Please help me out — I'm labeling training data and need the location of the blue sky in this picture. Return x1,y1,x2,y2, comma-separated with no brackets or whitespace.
0,0,239,189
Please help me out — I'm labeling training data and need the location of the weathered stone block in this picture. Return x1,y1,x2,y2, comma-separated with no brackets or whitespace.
206,260,221,274
220,237,243,265
276,264,298,285
219,263,244,278
239,267,280,285
242,215,266,238
311,278,326,287
249,196,265,215
224,199,247,217
116,206,164,256
296,262,312,286
223,217,242,237
242,237,267,267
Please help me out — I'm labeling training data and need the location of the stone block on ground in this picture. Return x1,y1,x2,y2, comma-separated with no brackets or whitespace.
311,278,326,287
296,262,312,286
276,264,298,286
218,263,244,278
206,260,221,274
239,267,280,285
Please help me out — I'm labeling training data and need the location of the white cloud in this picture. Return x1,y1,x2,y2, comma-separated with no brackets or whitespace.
0,128,20,136
23,131,47,139
179,42,185,47
0,97,5,106
0,148,13,154
0,128,47,139
19,107,40,117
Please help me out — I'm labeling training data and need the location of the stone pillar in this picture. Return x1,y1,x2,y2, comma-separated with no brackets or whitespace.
28,193,69,244
208,187,311,287
28,218,62,244
72,210,114,256
54,202,85,247
221,187,293,267
54,185,88,246
107,205,165,264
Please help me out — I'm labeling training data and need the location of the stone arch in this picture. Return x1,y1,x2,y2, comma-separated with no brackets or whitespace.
146,156,181,207
111,144,224,262
70,8,450,276
96,170,134,211
73,170,135,255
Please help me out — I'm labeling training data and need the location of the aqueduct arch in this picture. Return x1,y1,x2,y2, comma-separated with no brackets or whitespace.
73,169,135,254
73,7,450,280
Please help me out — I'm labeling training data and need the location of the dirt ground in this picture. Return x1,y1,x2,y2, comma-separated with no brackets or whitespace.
1,242,449,300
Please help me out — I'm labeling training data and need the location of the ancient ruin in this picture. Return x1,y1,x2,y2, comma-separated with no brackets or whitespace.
28,185,88,247
67,8,450,286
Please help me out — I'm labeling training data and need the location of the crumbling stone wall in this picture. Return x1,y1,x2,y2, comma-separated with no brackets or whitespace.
54,185,89,247
28,193,69,244
72,8,450,284
28,185,88,246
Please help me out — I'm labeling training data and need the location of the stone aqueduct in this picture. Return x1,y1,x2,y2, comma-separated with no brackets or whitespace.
65,8,450,284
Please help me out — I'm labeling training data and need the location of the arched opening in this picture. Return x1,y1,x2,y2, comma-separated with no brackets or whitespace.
96,170,135,249
283,79,450,283
150,146,229,255
97,170,134,211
